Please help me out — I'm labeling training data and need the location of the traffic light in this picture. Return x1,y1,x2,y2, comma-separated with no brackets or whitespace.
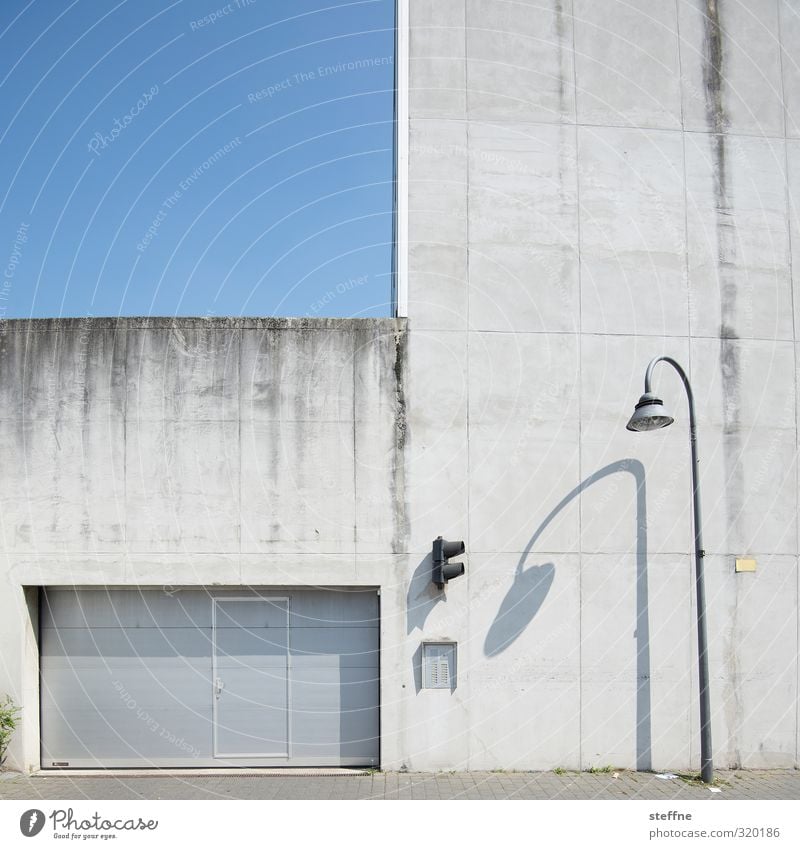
432,536,465,589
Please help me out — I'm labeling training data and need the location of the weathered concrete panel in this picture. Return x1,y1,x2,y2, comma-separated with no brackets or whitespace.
703,555,798,768
692,338,795,433
470,429,580,553
240,419,356,553
468,332,578,428
0,318,403,561
0,325,126,423
685,134,792,341
405,329,469,552
781,0,800,138
126,418,240,554
408,119,468,329
126,554,240,586
353,321,407,554
787,141,800,341
127,326,239,422
468,553,580,770
468,122,578,332
0,417,125,552
469,122,577,248
240,326,355,423
410,0,466,119
7,555,126,587
466,0,575,124
408,244,469,332
577,126,688,336
574,0,682,129
468,245,579,334
468,332,580,553
690,338,797,556
0,325,124,553
581,553,693,772
678,0,784,137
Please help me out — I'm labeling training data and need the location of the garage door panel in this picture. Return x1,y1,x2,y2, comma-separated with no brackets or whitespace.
290,665,378,686
42,590,214,629
339,704,380,758
43,654,212,672
292,669,380,713
288,590,379,628
215,598,288,629
41,626,213,663
291,670,379,759
290,627,379,667
41,707,212,761
41,666,212,711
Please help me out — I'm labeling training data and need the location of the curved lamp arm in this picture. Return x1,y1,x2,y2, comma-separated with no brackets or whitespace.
644,356,696,438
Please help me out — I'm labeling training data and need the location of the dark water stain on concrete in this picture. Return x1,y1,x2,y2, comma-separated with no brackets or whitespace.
703,0,744,760
391,327,408,554
703,0,727,136
554,0,567,115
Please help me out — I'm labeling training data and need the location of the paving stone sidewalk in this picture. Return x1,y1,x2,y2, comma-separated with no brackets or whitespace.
0,770,798,800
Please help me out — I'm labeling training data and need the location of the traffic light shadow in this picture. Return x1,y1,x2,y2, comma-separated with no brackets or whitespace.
406,552,440,637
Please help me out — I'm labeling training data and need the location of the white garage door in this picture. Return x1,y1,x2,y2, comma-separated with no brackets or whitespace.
40,587,379,768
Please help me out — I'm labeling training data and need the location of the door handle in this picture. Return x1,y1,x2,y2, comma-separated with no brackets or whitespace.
214,677,225,698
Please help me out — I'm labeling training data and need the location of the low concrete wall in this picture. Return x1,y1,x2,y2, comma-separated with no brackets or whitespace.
0,317,408,771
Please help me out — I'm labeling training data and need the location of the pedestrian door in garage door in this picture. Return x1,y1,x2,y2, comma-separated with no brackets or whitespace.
212,597,289,759
40,587,379,768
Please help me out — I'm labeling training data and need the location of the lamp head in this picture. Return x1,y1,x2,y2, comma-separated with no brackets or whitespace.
626,392,674,432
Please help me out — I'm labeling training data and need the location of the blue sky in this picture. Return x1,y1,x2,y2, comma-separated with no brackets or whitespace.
0,0,395,318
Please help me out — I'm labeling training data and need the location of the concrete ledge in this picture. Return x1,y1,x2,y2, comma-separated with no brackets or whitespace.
0,316,407,332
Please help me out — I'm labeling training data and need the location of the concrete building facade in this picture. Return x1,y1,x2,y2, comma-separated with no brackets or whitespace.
1,0,799,772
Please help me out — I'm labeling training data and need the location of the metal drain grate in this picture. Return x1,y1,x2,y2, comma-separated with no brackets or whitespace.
34,768,372,779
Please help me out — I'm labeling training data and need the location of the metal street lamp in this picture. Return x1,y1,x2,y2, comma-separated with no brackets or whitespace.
626,356,713,784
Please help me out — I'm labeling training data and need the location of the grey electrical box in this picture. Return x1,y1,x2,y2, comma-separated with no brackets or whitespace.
423,642,456,689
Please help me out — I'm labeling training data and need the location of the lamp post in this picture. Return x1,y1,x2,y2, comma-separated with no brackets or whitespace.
626,356,713,784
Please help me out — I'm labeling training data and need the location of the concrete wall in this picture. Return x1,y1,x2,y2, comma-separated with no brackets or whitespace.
404,0,799,770
0,317,409,771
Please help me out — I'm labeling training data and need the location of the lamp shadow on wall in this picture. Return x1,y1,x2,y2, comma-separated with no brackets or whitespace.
483,562,555,657
483,459,652,772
